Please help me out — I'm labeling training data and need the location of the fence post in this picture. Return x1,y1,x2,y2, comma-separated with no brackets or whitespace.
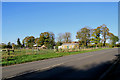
7,49,10,55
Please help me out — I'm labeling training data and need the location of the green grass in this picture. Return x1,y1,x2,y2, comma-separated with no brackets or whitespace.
1,48,112,66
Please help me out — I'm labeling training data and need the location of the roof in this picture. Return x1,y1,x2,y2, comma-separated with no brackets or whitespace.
33,44,41,47
33,44,37,47
41,45,46,48
62,43,78,46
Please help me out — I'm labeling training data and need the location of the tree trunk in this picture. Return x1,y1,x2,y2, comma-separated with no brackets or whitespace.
96,44,97,48
103,41,106,46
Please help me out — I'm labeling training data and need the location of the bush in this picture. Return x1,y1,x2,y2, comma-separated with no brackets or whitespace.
65,49,69,52
116,43,120,47
55,46,58,52
72,48,75,52
108,44,113,48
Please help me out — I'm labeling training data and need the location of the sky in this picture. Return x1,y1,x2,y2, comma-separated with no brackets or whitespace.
2,0,120,2
2,2,118,44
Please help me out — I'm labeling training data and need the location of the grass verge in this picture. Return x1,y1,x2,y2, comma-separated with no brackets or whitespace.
2,48,112,66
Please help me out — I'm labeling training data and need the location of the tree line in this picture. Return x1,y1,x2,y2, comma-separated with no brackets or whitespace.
76,24,119,48
1,24,119,49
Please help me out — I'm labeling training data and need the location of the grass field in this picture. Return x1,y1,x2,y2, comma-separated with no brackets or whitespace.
1,48,112,66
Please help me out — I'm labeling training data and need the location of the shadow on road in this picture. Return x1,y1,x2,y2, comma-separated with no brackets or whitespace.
3,48,120,80
102,53,120,80
3,61,114,80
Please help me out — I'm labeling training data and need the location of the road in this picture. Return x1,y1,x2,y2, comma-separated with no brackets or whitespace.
2,48,119,80
102,53,120,80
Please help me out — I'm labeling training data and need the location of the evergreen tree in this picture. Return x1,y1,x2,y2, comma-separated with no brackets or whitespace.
17,38,22,48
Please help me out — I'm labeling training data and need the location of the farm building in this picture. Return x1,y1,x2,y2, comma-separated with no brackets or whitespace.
58,42,79,49
33,44,47,49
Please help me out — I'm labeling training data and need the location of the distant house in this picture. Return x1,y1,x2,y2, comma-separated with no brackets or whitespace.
33,44,41,49
58,46,62,49
33,44,47,49
33,44,38,47
58,42,79,49
40,45,47,49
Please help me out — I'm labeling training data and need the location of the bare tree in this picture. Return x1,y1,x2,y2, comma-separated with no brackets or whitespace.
57,33,63,42
63,32,71,43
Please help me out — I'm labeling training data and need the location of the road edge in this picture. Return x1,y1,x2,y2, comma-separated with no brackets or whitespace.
98,54,120,80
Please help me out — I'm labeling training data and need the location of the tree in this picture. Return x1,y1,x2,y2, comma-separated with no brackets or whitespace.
39,33,45,46
39,32,55,49
56,41,62,46
63,32,71,43
76,27,90,47
57,33,64,43
55,41,63,51
101,24,110,46
91,26,102,47
44,32,55,49
17,38,22,48
35,38,40,47
49,32,55,49
109,33,119,47
28,36,35,48
1,43,7,49
0,44,1,49
42,32,50,48
22,39,25,48
23,36,35,48
7,42,12,48
12,43,15,49
22,37,28,47
116,43,120,47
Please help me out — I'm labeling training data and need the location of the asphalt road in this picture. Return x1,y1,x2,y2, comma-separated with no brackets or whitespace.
102,53,120,80
2,48,119,80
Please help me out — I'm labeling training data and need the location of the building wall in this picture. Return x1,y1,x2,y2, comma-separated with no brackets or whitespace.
61,45,78,49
